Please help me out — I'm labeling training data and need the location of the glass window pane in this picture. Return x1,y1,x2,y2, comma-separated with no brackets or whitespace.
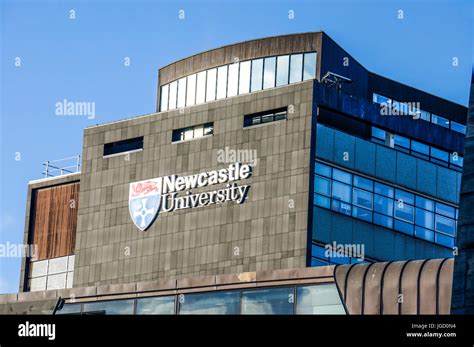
374,194,393,216
315,162,331,177
395,201,414,222
216,65,228,99
46,273,67,290
136,296,176,315
296,284,345,314
436,233,454,248
374,182,394,198
196,71,206,104
48,256,68,274
371,127,386,141
241,287,294,314
314,194,330,208
31,260,48,278
227,63,239,97
411,141,429,155
332,169,351,184
435,215,455,235
415,226,435,242
332,181,351,203
83,300,135,315
353,188,373,209
331,199,351,216
57,303,82,315
373,93,390,104
177,77,186,108
394,135,410,149
30,276,47,291
263,57,276,89
436,202,455,218
395,189,415,205
168,80,177,110
450,153,463,167
451,121,466,134
276,55,289,87
415,208,434,229
352,206,372,222
415,196,434,211
303,52,317,80
374,213,393,228
289,54,303,83
206,68,217,102
239,61,251,94
395,219,414,235
315,176,331,196
178,291,240,314
250,59,263,92
432,114,450,128
431,147,449,162
160,84,169,111
353,176,373,191
186,74,196,106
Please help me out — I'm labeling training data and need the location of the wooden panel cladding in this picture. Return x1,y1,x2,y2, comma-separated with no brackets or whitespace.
156,32,323,109
30,182,79,260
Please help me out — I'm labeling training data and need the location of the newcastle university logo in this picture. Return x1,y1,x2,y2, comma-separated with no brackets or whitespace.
129,178,162,231
128,163,253,231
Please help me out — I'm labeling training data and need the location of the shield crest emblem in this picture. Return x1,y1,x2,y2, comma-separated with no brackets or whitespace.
129,178,162,231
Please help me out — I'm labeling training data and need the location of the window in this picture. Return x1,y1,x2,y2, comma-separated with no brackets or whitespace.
411,141,430,157
227,63,239,97
296,284,345,314
313,162,458,248
251,58,263,92
177,77,186,108
303,52,317,80
206,68,217,102
432,114,450,128
168,80,177,110
243,108,287,127
136,296,175,315
196,71,207,104
431,147,449,163
238,61,251,94
159,52,317,110
160,84,169,112
276,55,289,86
216,65,228,99
371,127,386,142
172,123,213,143
178,291,240,315
186,74,196,106
263,57,276,89
451,121,466,134
83,300,135,315
104,137,143,157
315,176,331,196
29,255,75,292
241,287,294,314
56,303,82,315
394,135,410,151
289,54,303,83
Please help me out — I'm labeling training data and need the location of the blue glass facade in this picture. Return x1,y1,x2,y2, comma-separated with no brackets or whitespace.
310,71,465,264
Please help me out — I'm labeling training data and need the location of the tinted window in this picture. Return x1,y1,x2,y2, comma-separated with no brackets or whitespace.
296,284,345,314
241,287,294,314
178,291,240,315
104,137,143,156
136,296,175,315
83,300,135,315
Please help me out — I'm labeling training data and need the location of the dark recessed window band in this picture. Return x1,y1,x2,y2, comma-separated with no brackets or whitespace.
243,107,288,127
103,137,143,157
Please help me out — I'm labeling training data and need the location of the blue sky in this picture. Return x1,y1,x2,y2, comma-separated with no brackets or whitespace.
0,0,472,294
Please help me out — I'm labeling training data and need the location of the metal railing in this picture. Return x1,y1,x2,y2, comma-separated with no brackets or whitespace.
42,155,81,178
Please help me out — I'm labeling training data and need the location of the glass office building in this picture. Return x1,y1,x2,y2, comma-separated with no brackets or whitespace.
3,32,468,315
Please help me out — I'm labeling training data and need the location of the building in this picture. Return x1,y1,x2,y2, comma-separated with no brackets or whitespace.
1,32,468,314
